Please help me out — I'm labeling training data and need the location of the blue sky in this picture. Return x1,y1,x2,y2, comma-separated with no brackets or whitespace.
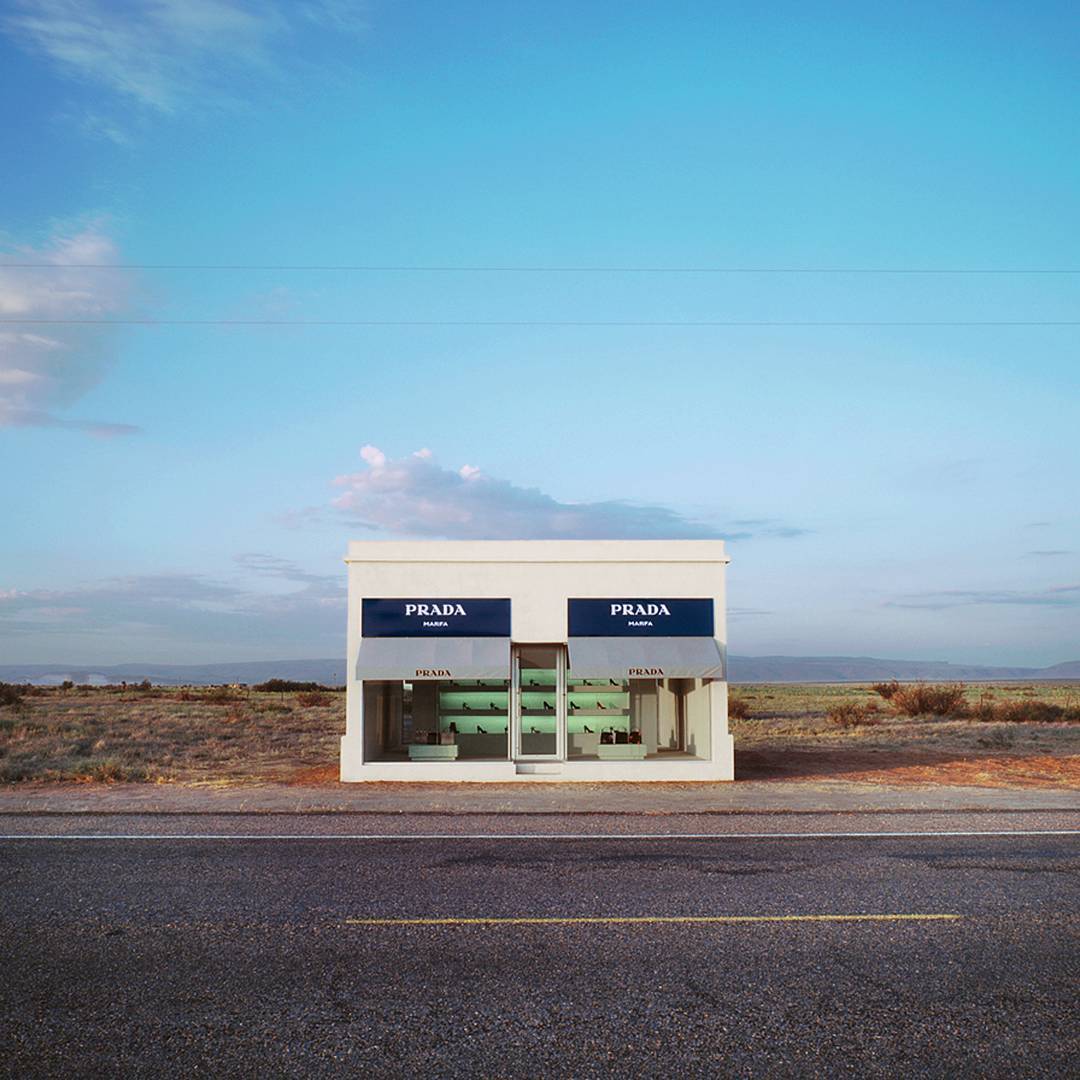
1,0,1077,666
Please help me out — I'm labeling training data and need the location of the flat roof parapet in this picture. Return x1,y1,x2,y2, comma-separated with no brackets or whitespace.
345,539,730,564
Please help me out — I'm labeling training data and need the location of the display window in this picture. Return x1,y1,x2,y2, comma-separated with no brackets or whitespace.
363,678,510,761
363,651,712,763
567,671,712,760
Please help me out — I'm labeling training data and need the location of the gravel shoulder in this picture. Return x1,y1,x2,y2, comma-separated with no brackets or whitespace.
1,779,1078,815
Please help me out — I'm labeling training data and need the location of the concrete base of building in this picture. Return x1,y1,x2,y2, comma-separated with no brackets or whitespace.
339,735,735,782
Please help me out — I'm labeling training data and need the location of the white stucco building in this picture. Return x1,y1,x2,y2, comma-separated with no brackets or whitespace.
341,540,733,781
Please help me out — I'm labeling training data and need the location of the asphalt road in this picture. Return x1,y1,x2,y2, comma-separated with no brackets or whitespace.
1,813,1077,1078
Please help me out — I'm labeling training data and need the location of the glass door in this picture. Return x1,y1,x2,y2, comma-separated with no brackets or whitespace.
513,644,564,759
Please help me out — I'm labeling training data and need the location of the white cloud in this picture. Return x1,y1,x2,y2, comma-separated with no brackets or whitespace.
3,0,368,114
0,224,139,435
359,444,386,468
330,445,805,541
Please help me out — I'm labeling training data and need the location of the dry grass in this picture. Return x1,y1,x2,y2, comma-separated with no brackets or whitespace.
0,685,342,784
731,681,1080,787
825,700,881,727
1,681,1078,787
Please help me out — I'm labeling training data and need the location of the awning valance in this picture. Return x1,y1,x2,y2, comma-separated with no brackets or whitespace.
567,637,724,680
356,637,510,681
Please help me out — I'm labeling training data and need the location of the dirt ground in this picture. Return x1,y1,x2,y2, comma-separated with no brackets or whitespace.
729,683,1080,788
1,681,1078,789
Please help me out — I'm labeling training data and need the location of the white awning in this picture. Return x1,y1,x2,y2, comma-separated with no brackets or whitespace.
356,637,510,681
567,637,725,680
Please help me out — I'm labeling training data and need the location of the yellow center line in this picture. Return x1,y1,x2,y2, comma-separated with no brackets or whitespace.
344,914,962,926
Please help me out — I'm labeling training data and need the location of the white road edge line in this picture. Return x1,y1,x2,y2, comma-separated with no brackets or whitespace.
0,829,1078,841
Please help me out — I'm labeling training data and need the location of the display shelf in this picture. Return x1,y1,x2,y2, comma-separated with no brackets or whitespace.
566,708,629,717
438,689,509,697
439,697,509,706
520,718,557,732
520,669,557,688
437,681,510,690
519,696,558,711
438,681,508,740
440,723,508,736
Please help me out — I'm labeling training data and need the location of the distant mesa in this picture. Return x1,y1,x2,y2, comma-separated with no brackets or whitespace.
0,656,1077,686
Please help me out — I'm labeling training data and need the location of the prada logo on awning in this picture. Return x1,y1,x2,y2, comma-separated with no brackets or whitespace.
629,667,664,676
415,668,452,678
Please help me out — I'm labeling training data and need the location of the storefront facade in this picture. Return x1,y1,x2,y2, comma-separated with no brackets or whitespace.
341,540,733,781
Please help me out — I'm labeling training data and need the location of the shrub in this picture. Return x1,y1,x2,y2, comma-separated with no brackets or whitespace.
297,691,332,708
72,759,152,783
204,686,240,705
982,700,1080,724
889,683,967,718
872,680,901,700
254,679,327,693
727,696,751,720
826,701,881,727
0,682,25,708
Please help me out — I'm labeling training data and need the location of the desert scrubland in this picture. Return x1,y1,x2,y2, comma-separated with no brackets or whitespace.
0,680,1077,787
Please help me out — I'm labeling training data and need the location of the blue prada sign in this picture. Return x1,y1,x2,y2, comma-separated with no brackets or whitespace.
363,598,511,638
568,598,714,637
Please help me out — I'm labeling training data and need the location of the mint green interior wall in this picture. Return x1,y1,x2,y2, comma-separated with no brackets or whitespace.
436,680,510,759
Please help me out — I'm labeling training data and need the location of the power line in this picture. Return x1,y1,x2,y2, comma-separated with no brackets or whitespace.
3,263,1080,274
2,318,1077,327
